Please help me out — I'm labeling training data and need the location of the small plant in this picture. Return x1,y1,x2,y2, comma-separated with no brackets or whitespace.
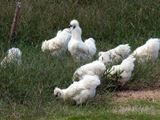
103,66,124,87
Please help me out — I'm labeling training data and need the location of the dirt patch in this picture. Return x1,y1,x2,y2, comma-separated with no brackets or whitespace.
113,89,160,102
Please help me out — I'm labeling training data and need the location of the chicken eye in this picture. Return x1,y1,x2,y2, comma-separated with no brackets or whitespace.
69,25,76,29
73,25,76,29
109,54,112,60
57,92,61,97
69,25,72,28
101,57,103,61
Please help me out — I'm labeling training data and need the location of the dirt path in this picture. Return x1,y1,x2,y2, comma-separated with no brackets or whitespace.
113,89,160,102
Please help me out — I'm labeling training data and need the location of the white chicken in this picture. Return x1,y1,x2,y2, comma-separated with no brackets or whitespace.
54,75,100,105
132,38,160,63
108,55,136,86
41,28,71,56
98,44,131,65
68,20,96,61
73,60,106,81
1,48,22,67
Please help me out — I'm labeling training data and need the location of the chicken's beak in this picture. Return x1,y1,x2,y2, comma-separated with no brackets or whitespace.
68,25,73,31
54,93,58,97
69,24,76,31
69,25,72,28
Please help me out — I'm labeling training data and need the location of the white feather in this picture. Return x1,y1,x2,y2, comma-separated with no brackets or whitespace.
132,38,160,63
73,60,106,81
41,28,71,56
68,20,96,61
54,75,100,104
99,44,131,65
108,55,136,85
1,48,22,67
84,38,96,57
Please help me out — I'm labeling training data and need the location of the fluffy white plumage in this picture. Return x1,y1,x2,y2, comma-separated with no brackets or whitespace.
41,28,71,56
108,55,136,85
54,75,100,105
68,20,96,61
73,60,106,81
98,44,131,65
1,48,22,67
132,38,160,63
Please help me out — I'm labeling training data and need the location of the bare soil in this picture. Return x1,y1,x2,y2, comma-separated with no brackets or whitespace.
113,89,160,102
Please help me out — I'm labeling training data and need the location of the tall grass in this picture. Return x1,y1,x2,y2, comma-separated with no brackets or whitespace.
1,0,160,47
0,0,160,109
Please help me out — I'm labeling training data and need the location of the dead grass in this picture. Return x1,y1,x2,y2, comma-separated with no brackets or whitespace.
113,89,160,102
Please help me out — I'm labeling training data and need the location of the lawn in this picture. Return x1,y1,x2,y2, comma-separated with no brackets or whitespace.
1,98,160,120
0,0,160,119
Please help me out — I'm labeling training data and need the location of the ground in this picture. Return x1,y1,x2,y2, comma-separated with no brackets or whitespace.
1,0,160,119
113,89,160,102
1,89,160,120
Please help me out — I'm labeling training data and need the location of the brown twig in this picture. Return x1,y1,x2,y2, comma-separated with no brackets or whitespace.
10,1,21,43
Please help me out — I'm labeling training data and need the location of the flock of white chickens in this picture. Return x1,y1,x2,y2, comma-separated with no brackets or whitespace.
1,19,160,105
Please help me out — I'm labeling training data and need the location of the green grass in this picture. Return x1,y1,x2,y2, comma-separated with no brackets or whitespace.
1,99,160,120
0,0,160,119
